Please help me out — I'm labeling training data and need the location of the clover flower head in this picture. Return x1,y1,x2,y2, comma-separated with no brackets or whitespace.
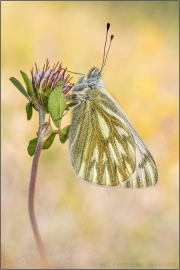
28,59,73,111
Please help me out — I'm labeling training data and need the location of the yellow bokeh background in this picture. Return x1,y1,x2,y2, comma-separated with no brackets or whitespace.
2,1,179,269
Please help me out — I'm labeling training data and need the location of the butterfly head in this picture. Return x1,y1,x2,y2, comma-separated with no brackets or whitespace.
86,67,104,88
72,67,104,94
87,67,101,80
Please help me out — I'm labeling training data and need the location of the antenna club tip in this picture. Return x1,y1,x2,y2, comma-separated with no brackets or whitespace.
111,35,114,40
107,23,110,30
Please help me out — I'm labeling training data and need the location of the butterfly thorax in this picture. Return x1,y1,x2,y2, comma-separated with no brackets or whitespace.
71,67,105,103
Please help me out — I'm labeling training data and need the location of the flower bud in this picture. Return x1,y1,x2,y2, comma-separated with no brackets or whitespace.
37,122,53,143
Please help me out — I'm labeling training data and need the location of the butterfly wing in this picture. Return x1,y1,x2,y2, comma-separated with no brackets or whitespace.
69,88,158,187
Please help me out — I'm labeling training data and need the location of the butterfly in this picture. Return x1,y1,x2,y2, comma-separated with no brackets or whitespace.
68,23,158,188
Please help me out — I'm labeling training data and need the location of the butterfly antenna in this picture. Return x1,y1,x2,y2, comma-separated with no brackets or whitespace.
99,23,111,73
103,35,114,69
99,23,114,73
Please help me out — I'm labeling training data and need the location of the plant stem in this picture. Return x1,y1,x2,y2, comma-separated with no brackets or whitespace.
28,108,47,262
39,108,45,126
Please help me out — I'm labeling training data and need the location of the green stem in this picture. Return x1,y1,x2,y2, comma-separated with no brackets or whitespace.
28,109,48,262
39,108,45,127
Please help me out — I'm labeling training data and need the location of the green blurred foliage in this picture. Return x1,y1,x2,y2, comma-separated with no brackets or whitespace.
2,1,179,269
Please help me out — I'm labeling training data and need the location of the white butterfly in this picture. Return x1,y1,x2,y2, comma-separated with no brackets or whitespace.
68,24,158,188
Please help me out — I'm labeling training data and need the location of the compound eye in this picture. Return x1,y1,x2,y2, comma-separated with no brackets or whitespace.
89,81,96,90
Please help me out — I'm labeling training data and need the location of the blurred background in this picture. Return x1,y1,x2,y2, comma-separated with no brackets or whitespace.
2,1,179,269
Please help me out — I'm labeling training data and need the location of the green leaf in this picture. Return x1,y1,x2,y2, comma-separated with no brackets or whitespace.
9,77,29,100
43,133,56,149
26,102,33,120
20,70,35,97
28,138,38,156
48,83,67,129
59,125,70,143
27,133,56,156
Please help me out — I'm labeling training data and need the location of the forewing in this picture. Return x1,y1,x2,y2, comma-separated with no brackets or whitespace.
96,88,158,188
119,136,158,188
117,107,158,188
